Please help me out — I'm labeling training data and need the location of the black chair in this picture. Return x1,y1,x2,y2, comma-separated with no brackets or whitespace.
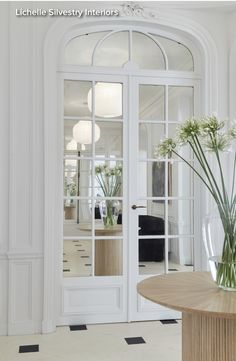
138,215,165,262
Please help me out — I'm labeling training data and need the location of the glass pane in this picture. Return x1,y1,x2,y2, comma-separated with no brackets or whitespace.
138,161,166,198
95,239,123,276
139,85,165,120
88,82,123,119
65,31,109,65
94,31,129,67
64,119,93,157
139,123,165,159
168,86,194,122
139,209,165,237
64,80,92,117
168,200,193,235
64,199,92,237
94,161,123,197
168,238,194,272
95,122,123,158
63,240,92,277
94,201,123,234
153,35,193,71
132,32,165,69
64,159,92,198
170,161,194,197
139,239,165,275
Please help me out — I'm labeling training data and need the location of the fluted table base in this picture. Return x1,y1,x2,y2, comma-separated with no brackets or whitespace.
182,313,236,361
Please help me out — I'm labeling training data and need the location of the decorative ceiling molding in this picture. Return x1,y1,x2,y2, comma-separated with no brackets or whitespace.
120,2,158,19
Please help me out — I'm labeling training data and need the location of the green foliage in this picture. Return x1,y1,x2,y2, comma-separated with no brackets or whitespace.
155,115,236,289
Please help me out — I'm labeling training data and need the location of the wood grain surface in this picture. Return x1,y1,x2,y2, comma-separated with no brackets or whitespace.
137,271,236,319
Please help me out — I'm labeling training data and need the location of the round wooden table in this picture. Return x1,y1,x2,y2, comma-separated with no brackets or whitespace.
137,272,236,361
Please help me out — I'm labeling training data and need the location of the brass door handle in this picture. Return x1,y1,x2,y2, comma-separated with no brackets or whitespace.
131,205,147,210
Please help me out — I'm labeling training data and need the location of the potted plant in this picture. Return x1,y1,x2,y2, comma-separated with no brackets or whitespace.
155,115,236,290
95,164,122,227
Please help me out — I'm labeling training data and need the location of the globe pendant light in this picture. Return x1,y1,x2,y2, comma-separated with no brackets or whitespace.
73,120,100,150
87,82,122,118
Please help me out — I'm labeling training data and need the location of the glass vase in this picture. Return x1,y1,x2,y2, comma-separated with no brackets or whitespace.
99,200,120,228
202,208,236,291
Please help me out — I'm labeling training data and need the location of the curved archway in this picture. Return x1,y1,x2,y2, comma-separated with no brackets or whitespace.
43,11,218,333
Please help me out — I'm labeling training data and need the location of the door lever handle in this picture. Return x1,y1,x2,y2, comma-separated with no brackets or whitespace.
131,205,147,210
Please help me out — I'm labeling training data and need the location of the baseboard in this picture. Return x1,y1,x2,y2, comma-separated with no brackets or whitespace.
0,323,7,335
42,319,56,334
8,321,42,335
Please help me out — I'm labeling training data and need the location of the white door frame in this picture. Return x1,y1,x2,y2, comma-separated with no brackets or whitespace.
43,14,218,333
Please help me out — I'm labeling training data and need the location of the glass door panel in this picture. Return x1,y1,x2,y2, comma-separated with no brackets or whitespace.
63,79,124,279
137,81,195,278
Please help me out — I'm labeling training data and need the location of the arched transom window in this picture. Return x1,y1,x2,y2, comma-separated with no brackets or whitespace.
64,30,194,71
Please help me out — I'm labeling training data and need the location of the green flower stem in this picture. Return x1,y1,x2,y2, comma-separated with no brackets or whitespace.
194,135,225,207
172,150,216,198
189,138,222,204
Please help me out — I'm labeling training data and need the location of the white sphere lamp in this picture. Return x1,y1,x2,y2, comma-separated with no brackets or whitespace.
73,120,100,150
87,82,122,118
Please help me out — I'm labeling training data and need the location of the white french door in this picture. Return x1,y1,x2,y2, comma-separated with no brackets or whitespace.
59,71,200,325
128,76,200,321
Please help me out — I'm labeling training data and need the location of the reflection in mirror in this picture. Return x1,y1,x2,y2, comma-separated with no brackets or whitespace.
168,86,193,122
139,123,165,159
139,85,165,120
168,200,194,235
64,159,92,198
64,80,92,117
170,161,193,198
138,161,167,198
64,120,94,157
64,199,92,237
139,238,165,275
94,161,123,198
95,122,123,158
168,238,194,272
137,201,165,276
95,238,123,276
88,82,122,119
94,201,123,233
63,239,92,277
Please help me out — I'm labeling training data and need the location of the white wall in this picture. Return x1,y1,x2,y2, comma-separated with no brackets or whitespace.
0,1,235,335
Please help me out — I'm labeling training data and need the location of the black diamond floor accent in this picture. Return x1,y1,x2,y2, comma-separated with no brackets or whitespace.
139,264,146,267
85,264,92,266
70,324,87,331
81,255,89,258
160,319,178,324
77,249,85,252
168,268,178,271
63,269,70,272
63,260,68,263
184,264,193,266
19,345,39,353
125,337,145,345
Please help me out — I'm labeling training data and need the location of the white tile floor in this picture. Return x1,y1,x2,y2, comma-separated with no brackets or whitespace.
0,321,182,361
